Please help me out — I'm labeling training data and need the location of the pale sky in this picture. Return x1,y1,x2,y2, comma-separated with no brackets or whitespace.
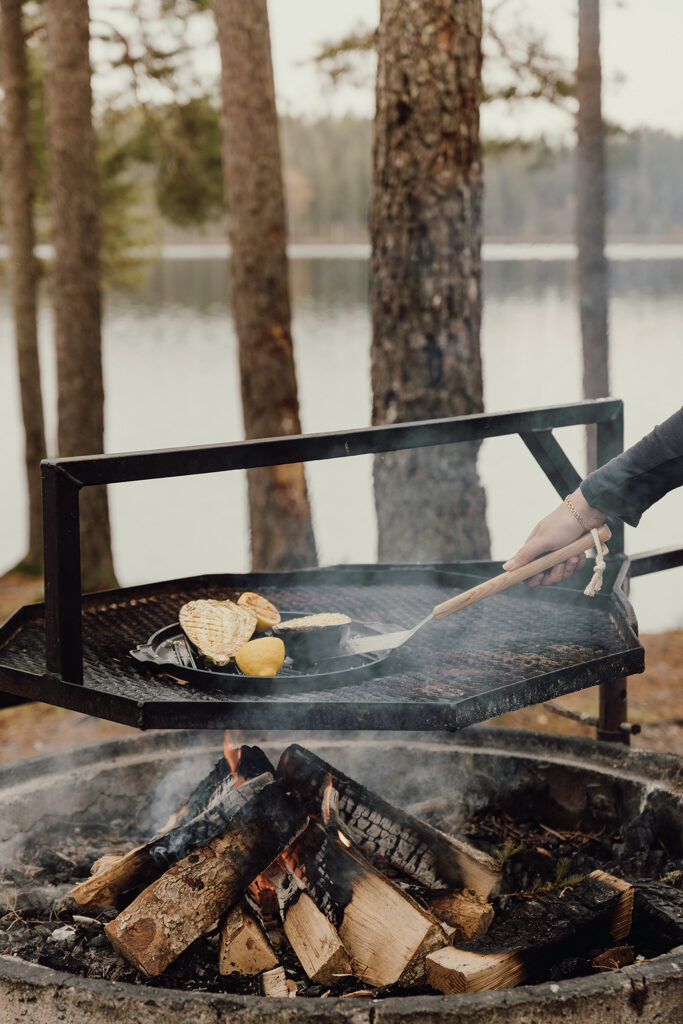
267,0,683,139
91,0,682,141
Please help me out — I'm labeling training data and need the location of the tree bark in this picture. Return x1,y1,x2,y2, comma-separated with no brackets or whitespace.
45,0,117,593
213,0,317,571
0,0,47,571
577,0,609,473
370,0,490,563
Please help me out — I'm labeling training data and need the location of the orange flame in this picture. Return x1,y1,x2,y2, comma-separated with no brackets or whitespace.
337,829,351,848
223,730,242,780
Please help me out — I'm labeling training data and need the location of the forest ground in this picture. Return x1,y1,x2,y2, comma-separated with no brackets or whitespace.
0,568,680,764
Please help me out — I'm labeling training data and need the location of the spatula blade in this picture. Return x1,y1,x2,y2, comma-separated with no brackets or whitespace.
346,614,434,656
346,629,412,655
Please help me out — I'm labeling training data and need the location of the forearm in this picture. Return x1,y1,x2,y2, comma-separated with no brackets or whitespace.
580,407,683,527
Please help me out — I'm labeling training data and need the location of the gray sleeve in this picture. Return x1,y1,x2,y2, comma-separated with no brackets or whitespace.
580,407,683,527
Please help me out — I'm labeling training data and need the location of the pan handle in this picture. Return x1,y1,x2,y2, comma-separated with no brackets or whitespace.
431,524,612,620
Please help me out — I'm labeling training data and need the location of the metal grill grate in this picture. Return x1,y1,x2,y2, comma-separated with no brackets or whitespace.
0,561,643,731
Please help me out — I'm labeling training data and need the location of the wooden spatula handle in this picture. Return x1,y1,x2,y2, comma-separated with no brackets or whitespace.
432,523,611,620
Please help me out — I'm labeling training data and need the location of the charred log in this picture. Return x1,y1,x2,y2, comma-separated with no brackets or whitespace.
283,821,443,987
73,770,274,911
278,744,500,897
426,871,632,994
104,778,307,976
633,880,683,951
167,745,275,830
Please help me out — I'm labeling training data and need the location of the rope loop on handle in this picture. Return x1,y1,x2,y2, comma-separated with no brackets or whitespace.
583,527,607,597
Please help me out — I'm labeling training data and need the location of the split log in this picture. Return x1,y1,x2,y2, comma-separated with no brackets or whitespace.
262,966,297,997
284,820,444,987
427,889,494,942
278,744,500,898
591,870,633,941
263,860,352,986
427,947,526,994
105,776,308,976
75,747,273,911
426,870,633,994
89,854,123,876
633,880,683,949
218,903,278,976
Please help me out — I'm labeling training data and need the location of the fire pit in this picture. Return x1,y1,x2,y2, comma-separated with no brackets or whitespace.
1,728,681,1022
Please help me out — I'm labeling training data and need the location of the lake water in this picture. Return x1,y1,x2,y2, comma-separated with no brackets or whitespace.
1,244,682,632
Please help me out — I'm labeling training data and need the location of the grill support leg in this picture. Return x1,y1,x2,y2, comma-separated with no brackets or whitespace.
597,676,630,745
595,412,629,745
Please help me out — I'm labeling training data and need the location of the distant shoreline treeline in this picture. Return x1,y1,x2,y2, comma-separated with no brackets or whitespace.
158,117,682,245
273,119,682,245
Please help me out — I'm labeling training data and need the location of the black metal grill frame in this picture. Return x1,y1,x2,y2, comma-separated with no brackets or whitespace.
0,556,643,730
1,397,677,733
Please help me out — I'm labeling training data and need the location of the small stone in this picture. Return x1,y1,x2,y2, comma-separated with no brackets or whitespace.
73,914,102,933
48,925,77,947
89,934,108,948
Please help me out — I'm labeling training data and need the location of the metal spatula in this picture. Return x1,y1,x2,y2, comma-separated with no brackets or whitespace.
346,524,611,656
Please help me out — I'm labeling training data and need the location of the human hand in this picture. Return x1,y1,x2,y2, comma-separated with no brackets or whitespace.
502,489,606,587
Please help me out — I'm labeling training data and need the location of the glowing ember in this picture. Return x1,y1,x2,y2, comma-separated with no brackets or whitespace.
337,829,351,848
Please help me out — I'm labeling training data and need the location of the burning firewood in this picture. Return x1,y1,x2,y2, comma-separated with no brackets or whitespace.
426,889,494,942
425,870,634,994
218,903,279,976
263,860,352,986
278,744,500,898
105,776,308,976
169,745,275,830
74,744,274,911
283,820,444,987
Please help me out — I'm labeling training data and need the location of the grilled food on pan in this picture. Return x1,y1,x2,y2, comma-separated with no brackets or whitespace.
179,599,257,665
237,592,281,632
273,612,351,663
235,636,286,676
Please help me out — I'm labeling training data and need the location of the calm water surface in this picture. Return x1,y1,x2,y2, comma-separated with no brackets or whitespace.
1,246,681,632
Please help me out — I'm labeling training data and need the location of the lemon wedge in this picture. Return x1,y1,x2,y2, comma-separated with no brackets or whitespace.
237,592,281,632
235,637,286,677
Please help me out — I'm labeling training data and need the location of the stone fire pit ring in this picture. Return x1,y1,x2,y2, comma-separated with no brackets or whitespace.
1,727,681,1023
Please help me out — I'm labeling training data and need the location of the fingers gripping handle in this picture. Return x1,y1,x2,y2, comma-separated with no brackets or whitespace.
431,524,612,620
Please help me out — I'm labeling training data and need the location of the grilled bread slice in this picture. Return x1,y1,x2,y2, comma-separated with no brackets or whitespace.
179,599,257,666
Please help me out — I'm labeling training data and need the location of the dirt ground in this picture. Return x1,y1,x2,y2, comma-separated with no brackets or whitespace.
0,569,681,765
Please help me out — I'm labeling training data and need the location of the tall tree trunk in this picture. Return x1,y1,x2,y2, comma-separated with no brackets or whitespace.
45,0,117,592
577,0,609,473
0,0,47,573
370,0,490,563
212,0,317,571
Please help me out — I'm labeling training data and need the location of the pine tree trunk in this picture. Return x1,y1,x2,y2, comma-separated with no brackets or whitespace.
45,0,117,592
213,0,317,571
0,0,47,572
370,0,490,563
577,0,609,473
